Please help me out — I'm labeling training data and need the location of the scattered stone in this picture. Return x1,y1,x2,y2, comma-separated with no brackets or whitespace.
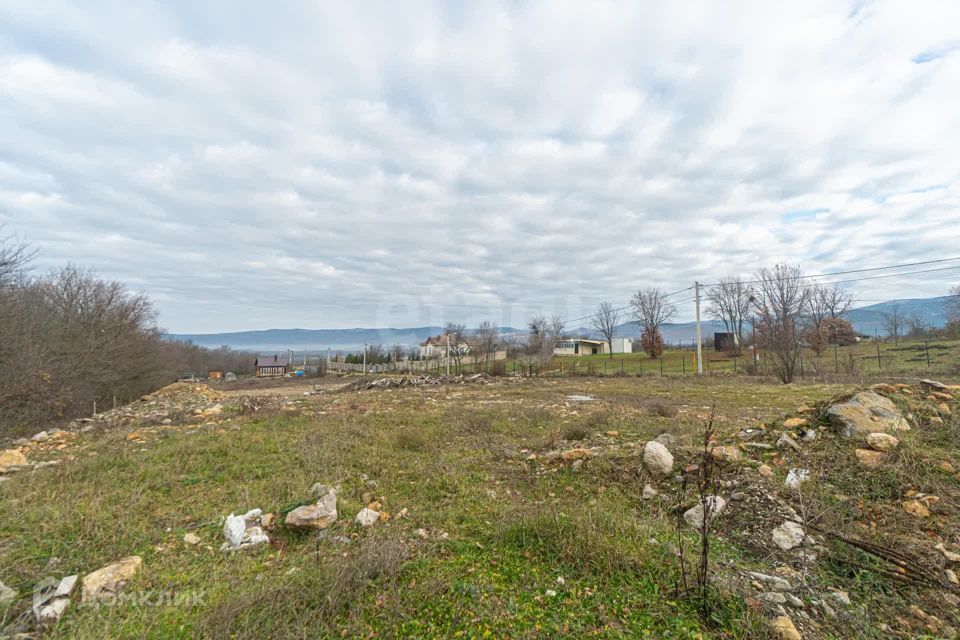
33,575,77,623
643,441,674,475
902,499,931,518
800,429,817,442
745,571,792,591
937,402,952,416
919,379,947,391
31,431,50,442
768,614,802,640
545,589,558,597
827,391,909,437
828,591,851,607
784,469,810,489
0,449,29,473
777,434,801,452
866,432,899,452
566,395,593,402
782,417,807,429
854,449,886,467
785,594,804,608
355,507,379,527
871,383,898,394
654,433,679,447
931,391,954,401
561,448,591,462
935,543,960,563
183,533,201,545
605,430,619,437
0,580,16,604
570,459,584,471
81,556,142,603
947,570,959,585
221,509,269,551
772,521,806,551
930,416,944,425
683,496,726,531
286,486,338,530
642,484,658,500
710,445,741,464
758,464,774,477
760,592,787,604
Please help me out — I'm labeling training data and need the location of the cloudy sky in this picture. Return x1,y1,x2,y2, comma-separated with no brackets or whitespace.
1,1,959,333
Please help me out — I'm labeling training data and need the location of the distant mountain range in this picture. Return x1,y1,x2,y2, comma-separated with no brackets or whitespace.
165,296,954,353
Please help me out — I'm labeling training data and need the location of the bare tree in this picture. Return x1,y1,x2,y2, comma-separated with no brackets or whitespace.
818,282,855,319
631,288,676,358
705,276,750,353
0,225,36,290
471,321,499,372
525,314,564,368
882,303,903,344
591,302,620,358
750,264,809,383
444,322,467,371
947,285,960,326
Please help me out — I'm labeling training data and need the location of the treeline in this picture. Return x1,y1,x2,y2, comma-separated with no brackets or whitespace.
0,230,251,439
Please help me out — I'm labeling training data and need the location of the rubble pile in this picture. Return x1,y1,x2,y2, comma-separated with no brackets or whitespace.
343,373,493,391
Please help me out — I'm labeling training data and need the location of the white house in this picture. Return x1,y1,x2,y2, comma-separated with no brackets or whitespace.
554,338,607,356
611,337,633,353
419,334,470,359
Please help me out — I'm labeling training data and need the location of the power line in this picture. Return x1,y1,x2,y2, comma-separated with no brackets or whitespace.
701,256,960,288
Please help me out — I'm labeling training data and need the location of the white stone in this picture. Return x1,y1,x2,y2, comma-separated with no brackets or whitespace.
784,469,810,489
683,496,726,531
223,514,247,547
0,580,16,604
642,484,658,500
286,487,338,530
31,431,49,442
355,507,379,527
183,533,201,545
772,521,805,550
643,441,674,475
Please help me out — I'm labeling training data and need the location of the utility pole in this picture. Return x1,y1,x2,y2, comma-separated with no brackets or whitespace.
446,334,450,376
363,344,367,375
695,281,704,375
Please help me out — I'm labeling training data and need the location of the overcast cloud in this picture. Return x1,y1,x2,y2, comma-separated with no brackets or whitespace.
1,1,959,333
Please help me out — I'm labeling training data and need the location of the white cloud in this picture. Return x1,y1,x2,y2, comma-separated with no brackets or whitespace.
0,0,958,332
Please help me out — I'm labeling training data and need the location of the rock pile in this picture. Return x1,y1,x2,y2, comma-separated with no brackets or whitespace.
344,373,493,391
221,509,270,551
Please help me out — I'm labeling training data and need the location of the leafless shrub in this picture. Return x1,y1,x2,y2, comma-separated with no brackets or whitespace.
647,402,678,418
562,424,589,441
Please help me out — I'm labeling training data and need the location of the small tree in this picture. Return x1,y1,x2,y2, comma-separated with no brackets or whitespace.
705,276,750,353
882,303,903,344
750,264,809,384
639,326,665,358
631,287,675,358
525,314,564,371
471,321,499,372
444,322,467,371
591,302,620,358
945,285,960,326
823,317,856,346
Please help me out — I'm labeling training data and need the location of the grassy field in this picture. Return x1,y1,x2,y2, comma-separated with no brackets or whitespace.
1,374,958,639
473,336,960,378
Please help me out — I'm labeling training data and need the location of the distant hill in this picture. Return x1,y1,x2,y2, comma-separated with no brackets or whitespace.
166,296,953,352
165,326,520,353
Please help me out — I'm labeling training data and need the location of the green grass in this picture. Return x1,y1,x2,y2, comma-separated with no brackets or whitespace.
1,375,956,638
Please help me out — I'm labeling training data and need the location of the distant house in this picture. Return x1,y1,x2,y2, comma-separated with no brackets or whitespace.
610,337,633,354
419,335,471,359
255,355,289,377
554,338,608,356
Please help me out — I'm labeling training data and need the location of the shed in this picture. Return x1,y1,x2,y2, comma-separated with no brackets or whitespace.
255,355,289,378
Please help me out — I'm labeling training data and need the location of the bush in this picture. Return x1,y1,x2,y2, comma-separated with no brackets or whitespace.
640,328,665,358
